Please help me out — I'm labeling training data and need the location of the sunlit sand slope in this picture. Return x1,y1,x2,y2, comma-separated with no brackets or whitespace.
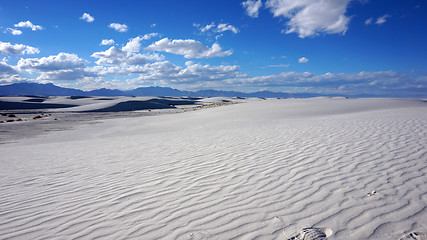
0,98,426,239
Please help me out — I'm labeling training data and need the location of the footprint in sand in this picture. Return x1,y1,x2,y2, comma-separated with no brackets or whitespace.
399,232,427,240
286,227,333,240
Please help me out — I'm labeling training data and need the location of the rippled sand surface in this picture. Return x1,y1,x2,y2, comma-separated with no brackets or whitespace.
1,98,426,239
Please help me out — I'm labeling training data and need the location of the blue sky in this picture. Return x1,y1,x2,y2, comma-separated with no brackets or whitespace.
0,0,426,97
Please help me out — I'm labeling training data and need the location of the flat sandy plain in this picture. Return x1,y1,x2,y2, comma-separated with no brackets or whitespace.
0,96,426,239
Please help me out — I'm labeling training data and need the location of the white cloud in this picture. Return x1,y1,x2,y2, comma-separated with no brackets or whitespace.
150,23,157,27
6,28,22,35
122,37,143,53
121,33,159,53
16,52,95,81
222,70,426,97
100,39,115,46
17,52,85,72
91,47,127,66
109,23,128,32
201,23,216,32
36,69,94,81
264,64,290,68
376,14,391,25
141,32,159,40
145,38,232,59
14,21,44,31
80,13,95,22
365,17,373,25
217,23,239,34
0,41,39,55
265,0,351,38
178,61,242,82
91,46,163,66
298,57,308,63
0,61,17,76
196,22,239,34
242,0,262,18
129,61,242,84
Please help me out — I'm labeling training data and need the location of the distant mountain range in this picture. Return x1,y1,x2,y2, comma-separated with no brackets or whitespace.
0,82,328,98
3,82,417,98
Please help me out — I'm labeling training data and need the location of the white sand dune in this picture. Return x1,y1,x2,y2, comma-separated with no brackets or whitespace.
0,96,208,112
0,98,426,239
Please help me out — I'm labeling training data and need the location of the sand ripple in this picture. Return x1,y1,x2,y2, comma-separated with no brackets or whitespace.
0,99,426,239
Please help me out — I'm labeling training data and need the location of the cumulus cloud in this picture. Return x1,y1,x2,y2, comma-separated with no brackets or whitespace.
196,22,239,34
365,17,373,25
141,32,159,40
298,57,309,63
0,41,39,55
122,33,158,52
125,61,242,85
223,70,426,97
265,0,351,38
145,38,232,59
109,23,128,32
91,46,163,66
6,28,22,35
242,0,262,18
80,13,95,22
122,37,142,53
16,52,96,81
178,61,241,82
100,39,115,46
376,14,391,25
36,69,94,81
17,52,85,72
0,61,17,76
14,21,44,31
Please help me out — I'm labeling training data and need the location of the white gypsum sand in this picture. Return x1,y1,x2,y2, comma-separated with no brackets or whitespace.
0,98,426,239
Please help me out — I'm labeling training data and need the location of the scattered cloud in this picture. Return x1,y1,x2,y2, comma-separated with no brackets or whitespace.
223,70,426,96
142,32,159,40
0,41,39,55
17,52,85,72
376,14,391,25
298,57,308,63
150,23,157,27
109,23,128,32
100,39,115,46
365,18,373,25
0,61,17,76
128,61,243,84
242,0,262,18
195,22,239,34
91,46,163,66
6,28,22,35
14,21,43,31
217,23,239,34
121,33,159,52
263,64,290,68
265,0,351,38
122,36,144,53
200,22,216,32
80,13,95,22
145,38,232,59
17,52,95,81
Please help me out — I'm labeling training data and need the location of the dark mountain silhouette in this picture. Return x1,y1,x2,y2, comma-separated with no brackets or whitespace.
0,82,85,96
0,82,335,98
